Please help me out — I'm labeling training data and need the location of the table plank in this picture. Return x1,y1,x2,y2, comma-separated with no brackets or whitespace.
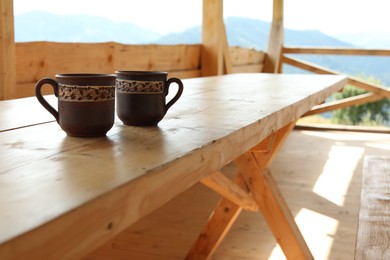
0,95,56,131
0,74,347,259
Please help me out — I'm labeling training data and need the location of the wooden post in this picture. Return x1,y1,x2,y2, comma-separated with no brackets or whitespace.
263,0,284,73
202,0,231,76
0,0,16,100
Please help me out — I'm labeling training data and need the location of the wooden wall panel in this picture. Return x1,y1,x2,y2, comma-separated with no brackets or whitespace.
112,44,201,71
229,47,265,73
229,47,265,66
14,42,201,99
16,42,113,84
231,64,264,74
169,70,201,79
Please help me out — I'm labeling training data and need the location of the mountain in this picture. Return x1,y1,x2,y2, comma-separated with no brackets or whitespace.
158,17,351,49
334,31,390,49
15,12,349,48
15,11,161,43
14,12,390,86
158,17,271,49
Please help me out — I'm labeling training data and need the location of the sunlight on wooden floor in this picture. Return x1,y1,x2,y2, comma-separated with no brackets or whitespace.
313,145,364,206
270,208,339,260
268,130,390,260
366,142,390,151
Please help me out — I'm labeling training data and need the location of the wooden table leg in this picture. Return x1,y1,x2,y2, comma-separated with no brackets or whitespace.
185,174,248,260
235,122,313,259
187,122,313,259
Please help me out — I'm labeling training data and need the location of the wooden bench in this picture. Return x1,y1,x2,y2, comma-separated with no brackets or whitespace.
355,156,390,259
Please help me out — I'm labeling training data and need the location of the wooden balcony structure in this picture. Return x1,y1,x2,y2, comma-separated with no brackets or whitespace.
1,0,390,259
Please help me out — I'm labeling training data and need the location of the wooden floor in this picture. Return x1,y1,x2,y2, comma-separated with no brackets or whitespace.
85,129,390,260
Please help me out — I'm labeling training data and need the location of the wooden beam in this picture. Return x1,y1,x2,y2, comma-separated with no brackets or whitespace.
347,77,390,98
282,55,390,98
304,92,386,116
282,52,339,75
222,24,233,74
263,0,284,73
201,171,258,211
283,46,390,56
202,0,226,76
0,0,16,100
295,122,390,133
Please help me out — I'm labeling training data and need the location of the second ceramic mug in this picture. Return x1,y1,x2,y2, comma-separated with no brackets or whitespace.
35,73,116,137
115,71,184,126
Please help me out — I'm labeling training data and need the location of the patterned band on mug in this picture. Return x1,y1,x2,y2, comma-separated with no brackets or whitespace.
59,84,115,102
116,80,164,94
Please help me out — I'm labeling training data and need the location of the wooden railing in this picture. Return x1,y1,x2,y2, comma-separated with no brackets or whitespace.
281,47,390,119
10,42,265,99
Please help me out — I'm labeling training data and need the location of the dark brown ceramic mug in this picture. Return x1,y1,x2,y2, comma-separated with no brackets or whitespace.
35,73,116,137
115,71,184,126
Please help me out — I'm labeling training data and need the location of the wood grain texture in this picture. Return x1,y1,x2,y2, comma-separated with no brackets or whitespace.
0,74,346,259
355,156,390,260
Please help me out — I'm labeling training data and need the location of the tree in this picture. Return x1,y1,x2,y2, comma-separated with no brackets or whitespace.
332,76,390,126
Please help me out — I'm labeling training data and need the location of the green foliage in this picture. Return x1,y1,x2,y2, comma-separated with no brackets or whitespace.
332,76,390,126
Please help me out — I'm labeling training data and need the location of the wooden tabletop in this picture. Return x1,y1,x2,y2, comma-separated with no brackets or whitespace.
0,95,56,132
0,73,347,259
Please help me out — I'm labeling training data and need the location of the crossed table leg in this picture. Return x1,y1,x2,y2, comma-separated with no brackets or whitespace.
186,122,314,259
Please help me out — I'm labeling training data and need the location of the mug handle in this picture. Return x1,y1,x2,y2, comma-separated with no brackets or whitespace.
165,77,184,113
35,78,59,122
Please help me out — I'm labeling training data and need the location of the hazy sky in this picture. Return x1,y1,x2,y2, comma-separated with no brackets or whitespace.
14,0,390,35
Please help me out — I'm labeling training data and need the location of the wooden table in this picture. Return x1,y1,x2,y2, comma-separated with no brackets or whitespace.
0,73,347,259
